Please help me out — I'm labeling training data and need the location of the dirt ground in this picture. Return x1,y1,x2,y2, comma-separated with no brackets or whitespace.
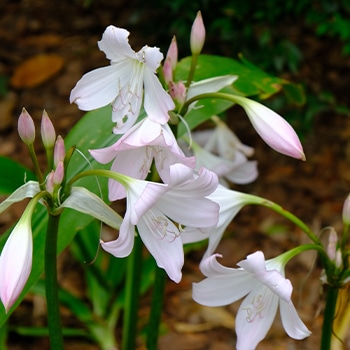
1,1,350,349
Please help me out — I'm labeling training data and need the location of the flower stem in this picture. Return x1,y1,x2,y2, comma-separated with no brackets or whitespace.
321,286,339,350
27,143,45,190
45,213,64,350
146,265,167,350
122,234,143,350
186,54,198,88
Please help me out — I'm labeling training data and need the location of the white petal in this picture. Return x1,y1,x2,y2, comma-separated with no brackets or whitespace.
69,65,120,110
100,210,135,258
60,187,122,229
139,45,164,72
279,299,311,339
97,26,135,61
143,68,174,124
0,181,40,214
236,286,278,350
137,211,184,283
224,159,258,184
186,75,238,100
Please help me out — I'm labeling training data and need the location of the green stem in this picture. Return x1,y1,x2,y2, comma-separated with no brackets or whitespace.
146,265,167,350
45,213,64,350
185,54,198,88
27,143,45,190
321,286,339,350
122,234,143,350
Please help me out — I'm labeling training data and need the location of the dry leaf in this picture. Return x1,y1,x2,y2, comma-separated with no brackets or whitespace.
11,54,64,88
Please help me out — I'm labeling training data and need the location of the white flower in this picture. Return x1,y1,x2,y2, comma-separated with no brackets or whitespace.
100,164,219,282
70,25,175,133
193,251,311,349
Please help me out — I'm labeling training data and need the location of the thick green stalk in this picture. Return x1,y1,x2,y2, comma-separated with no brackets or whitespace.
146,265,167,350
45,213,64,349
122,235,143,350
321,286,339,350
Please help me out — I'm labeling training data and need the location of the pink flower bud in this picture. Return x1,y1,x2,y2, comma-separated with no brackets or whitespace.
166,36,178,70
53,135,65,167
342,194,350,225
232,96,306,160
190,11,206,55
163,58,173,85
41,110,56,149
169,81,186,107
46,171,55,194
18,108,35,145
53,161,64,186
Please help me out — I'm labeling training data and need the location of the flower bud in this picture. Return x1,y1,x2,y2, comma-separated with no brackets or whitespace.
0,203,34,312
166,36,178,70
163,58,173,85
190,11,205,55
46,171,55,194
41,110,56,149
232,96,305,160
53,135,65,167
18,108,35,145
169,81,186,108
342,194,350,226
53,161,64,186
326,228,338,261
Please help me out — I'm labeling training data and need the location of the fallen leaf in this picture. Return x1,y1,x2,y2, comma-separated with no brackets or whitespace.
10,54,64,88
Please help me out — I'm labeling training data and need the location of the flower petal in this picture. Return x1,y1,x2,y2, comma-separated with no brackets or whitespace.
279,299,311,339
60,187,122,229
236,286,278,350
0,181,40,214
97,26,135,62
69,65,120,110
138,210,184,282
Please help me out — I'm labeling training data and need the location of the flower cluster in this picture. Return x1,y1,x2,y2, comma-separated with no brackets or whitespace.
0,11,319,350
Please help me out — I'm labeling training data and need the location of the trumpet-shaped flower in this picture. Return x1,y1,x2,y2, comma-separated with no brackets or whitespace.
90,117,195,201
70,25,174,133
182,184,264,258
101,164,219,282
231,95,305,160
193,251,311,349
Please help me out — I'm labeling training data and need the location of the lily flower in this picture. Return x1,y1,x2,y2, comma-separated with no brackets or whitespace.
193,251,311,349
70,25,175,133
90,117,195,201
182,184,263,258
101,163,219,282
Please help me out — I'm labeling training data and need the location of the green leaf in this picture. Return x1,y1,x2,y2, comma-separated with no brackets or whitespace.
0,156,36,195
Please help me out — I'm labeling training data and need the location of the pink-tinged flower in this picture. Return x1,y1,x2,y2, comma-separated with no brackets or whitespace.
41,110,56,149
231,95,305,160
90,117,195,201
101,164,219,282
193,251,311,349
0,198,38,312
163,36,178,84
18,108,35,145
182,184,263,258
53,135,65,167
70,26,175,134
186,117,257,185
190,11,206,55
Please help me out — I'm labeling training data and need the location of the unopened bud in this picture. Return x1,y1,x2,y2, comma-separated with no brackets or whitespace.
46,171,55,194
169,81,186,108
53,161,64,186
41,110,56,149
190,11,205,55
326,228,338,261
18,108,35,145
166,36,178,70
342,194,350,226
53,135,65,167
163,58,173,85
